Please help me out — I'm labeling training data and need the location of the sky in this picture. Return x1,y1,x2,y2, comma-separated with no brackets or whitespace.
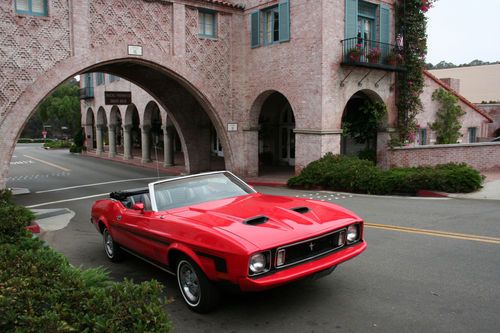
426,0,500,65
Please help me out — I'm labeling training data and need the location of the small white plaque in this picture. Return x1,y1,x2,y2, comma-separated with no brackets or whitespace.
128,45,143,56
227,123,238,132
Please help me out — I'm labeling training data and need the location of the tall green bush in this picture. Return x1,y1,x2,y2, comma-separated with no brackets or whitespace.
429,88,465,144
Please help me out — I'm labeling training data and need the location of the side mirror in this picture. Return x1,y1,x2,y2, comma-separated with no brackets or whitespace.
132,202,145,212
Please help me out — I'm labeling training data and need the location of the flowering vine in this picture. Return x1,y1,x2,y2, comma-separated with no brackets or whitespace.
394,0,436,142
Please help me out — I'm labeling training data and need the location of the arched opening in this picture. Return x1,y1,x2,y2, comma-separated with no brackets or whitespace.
341,90,386,162
494,128,500,138
124,104,141,160
96,107,108,155
257,92,296,175
85,108,96,150
0,55,235,189
143,101,163,162
109,106,122,157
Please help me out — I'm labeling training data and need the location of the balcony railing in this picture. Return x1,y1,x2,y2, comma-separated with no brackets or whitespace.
79,86,94,100
340,37,405,71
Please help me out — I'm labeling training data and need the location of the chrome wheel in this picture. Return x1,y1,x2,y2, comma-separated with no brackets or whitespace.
103,229,114,258
178,260,200,306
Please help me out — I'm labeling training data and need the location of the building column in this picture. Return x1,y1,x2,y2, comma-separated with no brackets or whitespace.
376,127,397,169
141,125,152,163
123,124,132,160
294,129,343,174
95,124,104,156
108,124,117,158
163,125,174,167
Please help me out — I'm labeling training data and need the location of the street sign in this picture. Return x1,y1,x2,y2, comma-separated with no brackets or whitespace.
42,130,47,138
105,91,132,105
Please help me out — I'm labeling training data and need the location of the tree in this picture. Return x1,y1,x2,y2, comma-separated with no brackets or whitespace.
429,88,465,144
342,100,387,149
21,80,81,138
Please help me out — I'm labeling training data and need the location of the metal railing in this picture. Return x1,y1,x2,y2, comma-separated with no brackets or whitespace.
79,86,94,99
341,37,404,69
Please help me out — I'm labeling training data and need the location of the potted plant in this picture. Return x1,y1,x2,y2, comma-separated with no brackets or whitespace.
366,47,381,64
347,45,362,63
385,51,403,66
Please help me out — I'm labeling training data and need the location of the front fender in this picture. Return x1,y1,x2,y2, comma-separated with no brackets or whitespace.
166,243,219,280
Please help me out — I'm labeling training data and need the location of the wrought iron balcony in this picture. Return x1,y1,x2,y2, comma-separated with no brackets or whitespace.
340,37,405,72
79,86,94,100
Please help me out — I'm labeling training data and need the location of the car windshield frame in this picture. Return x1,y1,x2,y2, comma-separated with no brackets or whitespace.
147,171,257,212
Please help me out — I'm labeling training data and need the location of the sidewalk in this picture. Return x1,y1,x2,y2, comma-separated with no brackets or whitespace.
447,169,500,200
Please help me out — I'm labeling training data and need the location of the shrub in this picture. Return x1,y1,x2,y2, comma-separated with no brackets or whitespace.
0,201,172,332
0,204,34,243
69,144,83,153
288,154,483,194
43,140,72,149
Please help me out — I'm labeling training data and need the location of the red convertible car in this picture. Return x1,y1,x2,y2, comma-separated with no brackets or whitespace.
91,171,366,312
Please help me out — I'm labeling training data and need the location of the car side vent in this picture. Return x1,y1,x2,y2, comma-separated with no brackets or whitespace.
290,206,310,214
243,215,269,226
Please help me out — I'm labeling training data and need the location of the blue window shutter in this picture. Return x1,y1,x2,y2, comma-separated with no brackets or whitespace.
345,0,358,39
279,0,290,42
251,11,260,48
379,4,390,45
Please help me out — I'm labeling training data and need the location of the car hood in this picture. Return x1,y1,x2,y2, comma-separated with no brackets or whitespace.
168,193,361,250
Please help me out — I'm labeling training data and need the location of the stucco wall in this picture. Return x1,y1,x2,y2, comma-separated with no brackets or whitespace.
417,74,491,143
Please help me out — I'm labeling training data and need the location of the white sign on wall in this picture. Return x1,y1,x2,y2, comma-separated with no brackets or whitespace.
227,123,238,132
128,45,143,56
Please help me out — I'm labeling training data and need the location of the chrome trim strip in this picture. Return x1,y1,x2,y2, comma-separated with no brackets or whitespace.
275,229,347,269
121,248,176,276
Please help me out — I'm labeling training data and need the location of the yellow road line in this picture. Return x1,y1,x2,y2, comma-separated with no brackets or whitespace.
365,223,500,245
24,155,71,172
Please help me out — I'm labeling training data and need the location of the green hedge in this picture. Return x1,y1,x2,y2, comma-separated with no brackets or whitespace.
43,140,72,149
288,153,483,194
18,138,53,144
0,191,172,332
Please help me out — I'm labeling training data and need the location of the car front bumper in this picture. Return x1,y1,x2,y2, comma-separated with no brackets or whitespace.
237,241,366,292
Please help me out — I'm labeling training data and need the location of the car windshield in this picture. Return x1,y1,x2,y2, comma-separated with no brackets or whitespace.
150,172,255,211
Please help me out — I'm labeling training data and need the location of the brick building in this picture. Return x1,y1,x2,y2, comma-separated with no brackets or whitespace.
0,0,496,188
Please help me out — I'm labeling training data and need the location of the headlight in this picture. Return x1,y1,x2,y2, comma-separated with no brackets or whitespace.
249,252,270,275
347,224,359,243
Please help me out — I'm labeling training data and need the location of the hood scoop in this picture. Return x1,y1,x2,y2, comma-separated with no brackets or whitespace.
243,215,269,226
290,206,310,214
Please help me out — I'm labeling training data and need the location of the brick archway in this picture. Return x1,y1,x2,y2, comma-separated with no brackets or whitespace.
0,44,234,187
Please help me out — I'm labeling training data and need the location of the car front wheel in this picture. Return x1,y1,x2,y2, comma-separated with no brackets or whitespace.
176,256,219,313
103,227,123,262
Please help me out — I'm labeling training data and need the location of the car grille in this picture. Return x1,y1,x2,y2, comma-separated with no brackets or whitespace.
276,229,344,269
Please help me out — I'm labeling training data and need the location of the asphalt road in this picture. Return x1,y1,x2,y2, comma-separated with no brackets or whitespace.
8,144,500,333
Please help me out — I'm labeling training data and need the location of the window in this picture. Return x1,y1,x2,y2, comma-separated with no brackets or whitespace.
468,127,477,143
96,73,105,86
15,0,48,16
418,128,427,145
251,0,290,48
345,0,391,54
264,7,280,44
198,10,216,38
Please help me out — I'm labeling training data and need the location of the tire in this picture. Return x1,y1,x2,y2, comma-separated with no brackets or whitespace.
102,227,123,262
176,256,220,313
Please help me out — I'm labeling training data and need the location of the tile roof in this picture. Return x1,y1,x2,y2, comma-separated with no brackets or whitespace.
195,0,245,10
423,70,493,123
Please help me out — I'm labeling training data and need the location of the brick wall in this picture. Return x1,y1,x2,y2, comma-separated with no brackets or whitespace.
387,143,500,171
